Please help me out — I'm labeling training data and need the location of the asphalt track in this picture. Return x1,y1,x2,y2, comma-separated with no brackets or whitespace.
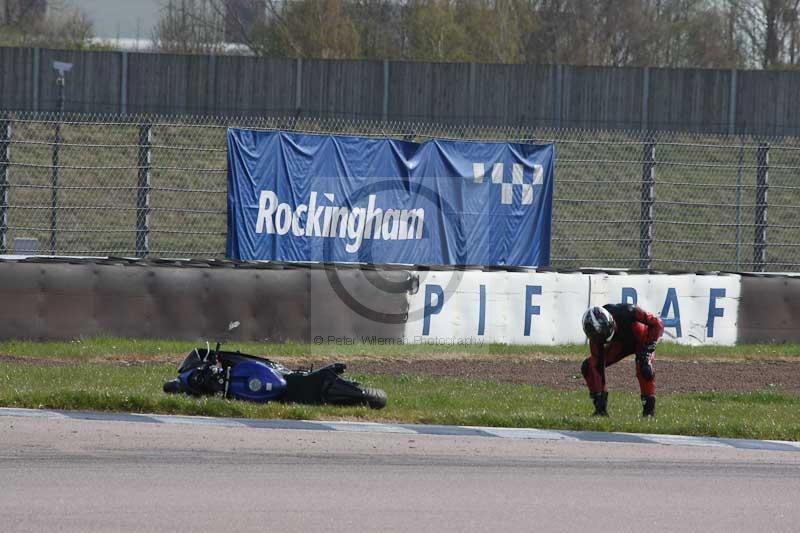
2,409,799,533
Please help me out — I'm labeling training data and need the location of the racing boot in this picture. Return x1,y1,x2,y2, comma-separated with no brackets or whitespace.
591,392,608,417
641,395,656,417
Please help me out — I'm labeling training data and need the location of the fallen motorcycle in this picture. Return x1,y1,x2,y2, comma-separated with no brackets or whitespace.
163,325,387,409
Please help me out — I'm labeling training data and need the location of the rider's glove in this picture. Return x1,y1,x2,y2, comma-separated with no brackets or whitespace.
637,341,657,356
635,341,657,381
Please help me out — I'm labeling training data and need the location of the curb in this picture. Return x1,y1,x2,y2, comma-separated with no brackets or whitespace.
2,407,798,452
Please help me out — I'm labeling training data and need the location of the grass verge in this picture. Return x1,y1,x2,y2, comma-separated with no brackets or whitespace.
1,362,798,441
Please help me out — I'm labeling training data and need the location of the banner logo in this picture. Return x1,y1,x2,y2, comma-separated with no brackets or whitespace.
472,162,544,205
255,190,425,253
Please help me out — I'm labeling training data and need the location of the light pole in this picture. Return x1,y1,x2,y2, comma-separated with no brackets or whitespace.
51,61,72,255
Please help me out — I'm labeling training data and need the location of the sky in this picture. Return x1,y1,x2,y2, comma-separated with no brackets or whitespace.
60,0,164,39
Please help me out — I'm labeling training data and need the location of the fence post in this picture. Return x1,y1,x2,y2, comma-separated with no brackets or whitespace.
50,82,65,255
640,136,656,270
735,139,745,270
136,122,152,258
754,143,769,272
0,113,10,254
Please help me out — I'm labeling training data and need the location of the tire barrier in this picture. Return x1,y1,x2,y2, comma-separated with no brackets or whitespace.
0,258,414,342
738,274,800,343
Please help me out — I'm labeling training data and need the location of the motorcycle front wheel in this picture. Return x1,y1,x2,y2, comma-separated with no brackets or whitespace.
163,379,183,394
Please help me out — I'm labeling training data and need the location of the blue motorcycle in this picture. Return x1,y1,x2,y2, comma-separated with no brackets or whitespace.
163,323,387,409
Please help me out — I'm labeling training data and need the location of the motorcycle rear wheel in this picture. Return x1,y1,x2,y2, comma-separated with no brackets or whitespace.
363,387,387,409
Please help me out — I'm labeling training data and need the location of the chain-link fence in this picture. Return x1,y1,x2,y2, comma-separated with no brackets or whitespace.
1,111,799,272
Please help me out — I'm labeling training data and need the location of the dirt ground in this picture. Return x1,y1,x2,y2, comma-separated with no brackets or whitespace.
347,358,800,394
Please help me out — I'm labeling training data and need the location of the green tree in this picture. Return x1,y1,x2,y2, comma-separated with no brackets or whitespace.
140,0,792,68
153,0,227,54
277,0,361,59
523,0,745,67
401,0,470,61
0,0,95,48
454,0,533,63
347,0,403,59
733,0,800,67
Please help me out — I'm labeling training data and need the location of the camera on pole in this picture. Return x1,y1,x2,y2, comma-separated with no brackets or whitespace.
52,61,73,112
52,61,73,75
49,61,72,255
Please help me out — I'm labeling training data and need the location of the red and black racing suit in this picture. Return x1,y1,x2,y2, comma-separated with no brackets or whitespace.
581,303,664,397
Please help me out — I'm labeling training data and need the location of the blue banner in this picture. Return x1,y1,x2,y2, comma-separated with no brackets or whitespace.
226,130,554,267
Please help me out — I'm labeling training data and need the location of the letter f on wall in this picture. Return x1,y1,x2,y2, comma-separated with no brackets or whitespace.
707,288,726,338
524,285,542,336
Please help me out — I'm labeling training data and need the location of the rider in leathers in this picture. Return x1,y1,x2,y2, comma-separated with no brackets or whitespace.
581,304,664,417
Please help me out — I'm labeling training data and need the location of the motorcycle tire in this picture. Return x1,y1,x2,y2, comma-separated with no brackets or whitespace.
163,379,182,394
363,387,388,410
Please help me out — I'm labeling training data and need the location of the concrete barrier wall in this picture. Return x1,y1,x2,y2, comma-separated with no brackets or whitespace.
0,259,797,344
404,271,741,346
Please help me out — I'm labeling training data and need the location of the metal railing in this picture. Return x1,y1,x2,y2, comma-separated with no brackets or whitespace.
1,111,798,272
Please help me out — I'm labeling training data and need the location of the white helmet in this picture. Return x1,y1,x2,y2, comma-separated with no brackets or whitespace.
582,306,615,343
